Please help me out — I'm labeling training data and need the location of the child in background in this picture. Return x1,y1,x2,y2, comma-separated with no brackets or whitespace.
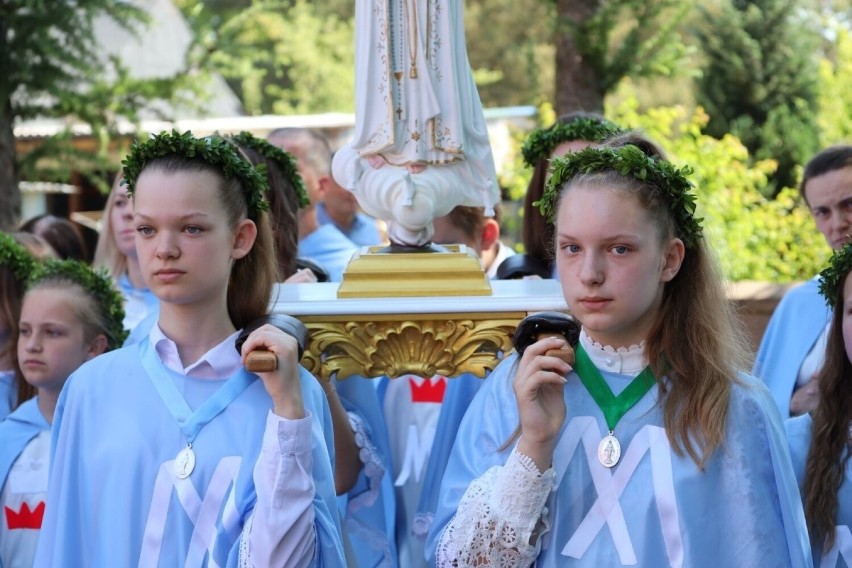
786,244,852,567
35,130,346,567
0,233,39,420
428,134,811,566
515,113,624,279
18,214,90,263
0,258,125,568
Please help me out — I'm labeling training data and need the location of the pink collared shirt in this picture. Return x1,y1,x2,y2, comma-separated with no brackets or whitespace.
149,325,242,379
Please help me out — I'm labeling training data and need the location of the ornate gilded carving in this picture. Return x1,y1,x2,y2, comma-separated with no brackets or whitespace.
301,317,520,381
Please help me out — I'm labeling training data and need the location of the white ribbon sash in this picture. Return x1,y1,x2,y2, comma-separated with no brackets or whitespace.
139,456,242,567
552,417,683,567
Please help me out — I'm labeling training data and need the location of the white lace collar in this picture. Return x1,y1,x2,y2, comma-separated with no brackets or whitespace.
579,329,647,376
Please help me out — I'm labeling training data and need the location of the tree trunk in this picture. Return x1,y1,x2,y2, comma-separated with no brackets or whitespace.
0,10,20,231
0,96,20,231
555,0,605,115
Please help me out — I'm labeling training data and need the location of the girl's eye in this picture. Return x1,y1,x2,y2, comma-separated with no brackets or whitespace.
46,329,63,338
612,245,629,254
19,327,30,337
136,226,153,236
563,244,580,253
185,226,202,235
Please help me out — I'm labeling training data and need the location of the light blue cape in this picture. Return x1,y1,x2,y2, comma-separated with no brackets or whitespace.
754,277,831,417
428,354,813,567
33,344,346,567
786,414,852,567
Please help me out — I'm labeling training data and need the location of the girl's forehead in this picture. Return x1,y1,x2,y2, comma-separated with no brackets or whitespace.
25,285,80,302
22,287,80,315
137,167,221,186
557,185,655,234
134,170,223,211
558,183,642,213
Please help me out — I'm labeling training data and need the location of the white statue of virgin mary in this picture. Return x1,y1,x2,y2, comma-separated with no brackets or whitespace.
332,0,500,248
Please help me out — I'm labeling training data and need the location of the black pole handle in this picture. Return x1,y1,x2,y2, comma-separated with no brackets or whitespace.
235,314,309,372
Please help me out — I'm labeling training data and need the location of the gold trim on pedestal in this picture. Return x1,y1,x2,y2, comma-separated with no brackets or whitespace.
337,244,491,298
300,313,522,381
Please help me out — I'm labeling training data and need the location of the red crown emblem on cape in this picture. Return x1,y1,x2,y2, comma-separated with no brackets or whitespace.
409,377,446,403
5,501,45,530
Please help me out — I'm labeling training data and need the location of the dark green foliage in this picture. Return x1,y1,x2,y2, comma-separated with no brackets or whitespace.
818,244,852,306
463,0,556,107
0,1,146,111
573,0,692,92
693,0,821,195
0,231,37,281
521,117,625,166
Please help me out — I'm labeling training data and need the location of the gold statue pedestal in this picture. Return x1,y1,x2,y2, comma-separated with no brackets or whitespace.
337,244,491,298
272,248,567,381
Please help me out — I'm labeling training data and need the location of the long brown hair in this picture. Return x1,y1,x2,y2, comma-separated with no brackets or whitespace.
556,134,751,467
139,154,277,330
522,159,555,268
803,275,852,550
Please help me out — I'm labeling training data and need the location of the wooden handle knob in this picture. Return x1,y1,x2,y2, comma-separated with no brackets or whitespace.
246,349,278,373
536,332,576,365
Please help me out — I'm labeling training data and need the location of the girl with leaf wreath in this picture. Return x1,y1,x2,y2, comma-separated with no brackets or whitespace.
0,259,124,567
427,133,811,566
34,131,346,567
786,244,852,567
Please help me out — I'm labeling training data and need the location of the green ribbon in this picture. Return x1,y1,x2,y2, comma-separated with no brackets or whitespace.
573,343,656,432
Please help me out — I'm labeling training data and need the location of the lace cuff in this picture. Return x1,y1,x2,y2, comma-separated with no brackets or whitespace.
346,411,385,513
492,448,555,534
436,446,555,567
